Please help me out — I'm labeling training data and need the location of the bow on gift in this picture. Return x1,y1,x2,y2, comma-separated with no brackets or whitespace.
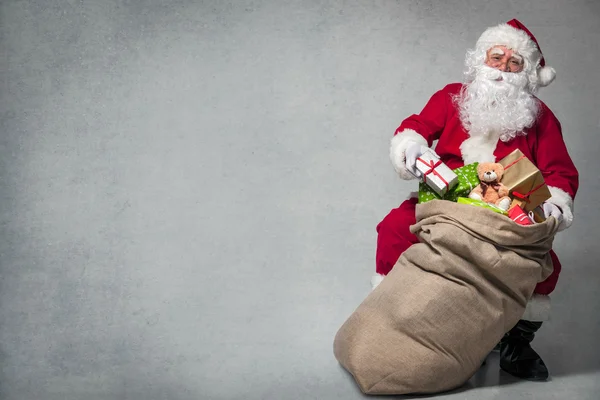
416,157,450,189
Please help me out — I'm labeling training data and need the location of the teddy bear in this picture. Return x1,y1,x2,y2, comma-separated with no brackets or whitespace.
468,162,512,211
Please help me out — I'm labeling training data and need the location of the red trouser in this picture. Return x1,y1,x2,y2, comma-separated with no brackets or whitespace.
375,198,561,295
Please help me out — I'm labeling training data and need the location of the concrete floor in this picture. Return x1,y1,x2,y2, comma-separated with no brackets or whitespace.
1,1,599,399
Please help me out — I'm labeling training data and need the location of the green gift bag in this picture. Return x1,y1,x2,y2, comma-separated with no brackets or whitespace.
418,162,480,203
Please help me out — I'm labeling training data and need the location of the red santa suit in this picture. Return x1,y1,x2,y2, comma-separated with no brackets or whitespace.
374,83,579,308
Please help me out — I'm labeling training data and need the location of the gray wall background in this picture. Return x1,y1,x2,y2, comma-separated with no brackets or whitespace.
1,1,599,399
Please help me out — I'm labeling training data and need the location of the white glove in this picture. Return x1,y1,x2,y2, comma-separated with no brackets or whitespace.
405,142,439,179
542,202,565,231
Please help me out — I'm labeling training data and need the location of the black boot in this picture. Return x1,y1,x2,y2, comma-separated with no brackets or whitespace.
499,320,549,381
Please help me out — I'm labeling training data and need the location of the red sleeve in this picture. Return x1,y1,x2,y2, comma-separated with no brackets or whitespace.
395,85,454,147
533,106,579,201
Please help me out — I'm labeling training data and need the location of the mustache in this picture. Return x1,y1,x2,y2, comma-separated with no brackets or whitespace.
475,65,529,87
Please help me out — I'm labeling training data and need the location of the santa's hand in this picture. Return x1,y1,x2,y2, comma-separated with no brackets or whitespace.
405,142,439,179
542,202,565,231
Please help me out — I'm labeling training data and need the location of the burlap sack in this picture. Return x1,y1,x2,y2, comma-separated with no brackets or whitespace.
333,199,558,395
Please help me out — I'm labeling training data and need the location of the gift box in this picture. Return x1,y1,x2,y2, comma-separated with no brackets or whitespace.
415,150,459,197
498,149,552,212
509,200,546,223
457,197,508,215
418,162,480,203
507,204,535,225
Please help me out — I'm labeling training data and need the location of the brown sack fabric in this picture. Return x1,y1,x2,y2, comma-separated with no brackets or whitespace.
333,199,558,395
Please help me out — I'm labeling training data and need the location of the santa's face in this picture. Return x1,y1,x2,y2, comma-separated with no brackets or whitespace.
456,45,539,144
484,45,524,73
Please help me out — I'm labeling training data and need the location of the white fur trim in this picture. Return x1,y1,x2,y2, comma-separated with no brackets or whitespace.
371,273,385,290
459,135,497,164
521,294,551,322
477,23,542,68
537,66,556,87
390,129,428,180
546,185,574,231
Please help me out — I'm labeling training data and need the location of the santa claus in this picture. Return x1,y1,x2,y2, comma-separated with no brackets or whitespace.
373,19,579,381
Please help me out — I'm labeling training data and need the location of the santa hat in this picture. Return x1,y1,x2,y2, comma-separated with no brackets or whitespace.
476,19,556,87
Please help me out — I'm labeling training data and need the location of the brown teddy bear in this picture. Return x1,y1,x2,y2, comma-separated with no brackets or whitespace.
468,162,511,211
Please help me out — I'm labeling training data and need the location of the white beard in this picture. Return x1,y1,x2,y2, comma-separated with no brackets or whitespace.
454,65,540,164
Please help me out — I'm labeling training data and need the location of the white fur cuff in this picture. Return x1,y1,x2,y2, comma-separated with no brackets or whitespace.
371,273,385,290
389,129,428,180
546,186,574,231
521,294,551,322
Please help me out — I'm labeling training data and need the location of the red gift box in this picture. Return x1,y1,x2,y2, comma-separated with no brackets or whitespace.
508,205,535,226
